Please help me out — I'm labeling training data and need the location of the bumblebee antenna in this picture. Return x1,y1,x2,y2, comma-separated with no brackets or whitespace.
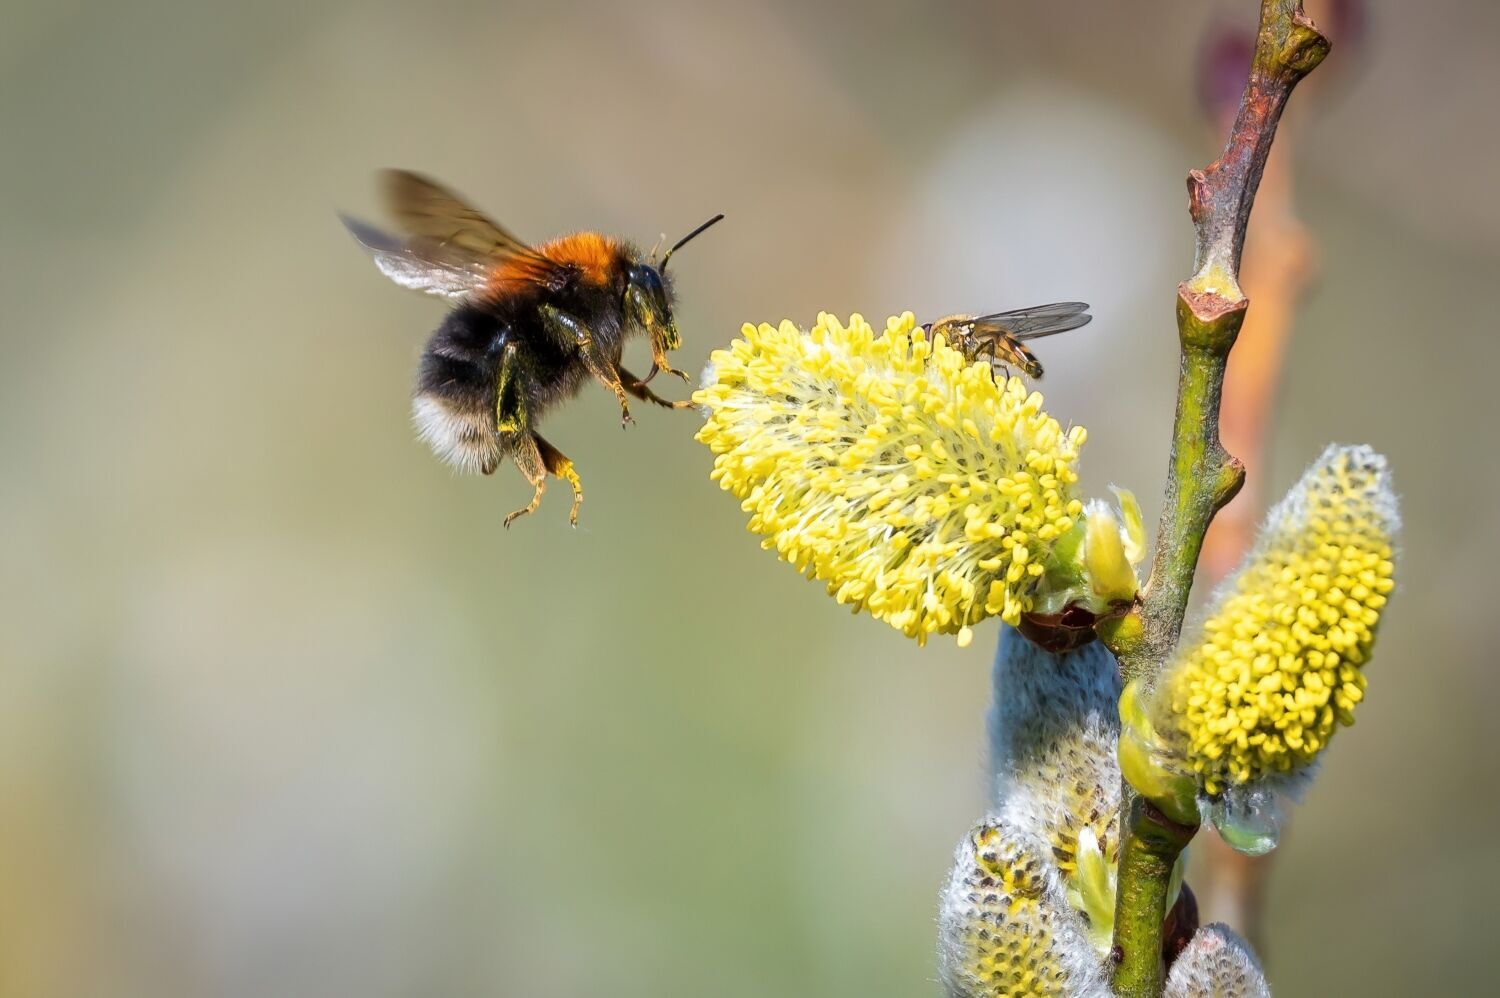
659,213,724,272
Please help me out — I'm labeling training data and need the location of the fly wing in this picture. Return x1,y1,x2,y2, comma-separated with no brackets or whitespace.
969,301,1092,340
341,215,492,300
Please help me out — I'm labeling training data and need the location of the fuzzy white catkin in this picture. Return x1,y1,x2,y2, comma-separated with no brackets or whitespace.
937,629,1123,996
987,626,1122,880
1164,924,1271,998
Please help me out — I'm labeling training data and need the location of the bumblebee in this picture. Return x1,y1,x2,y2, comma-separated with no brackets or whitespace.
926,302,1092,380
343,170,722,526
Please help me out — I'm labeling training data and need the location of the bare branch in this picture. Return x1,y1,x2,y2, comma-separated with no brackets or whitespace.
1184,0,1330,309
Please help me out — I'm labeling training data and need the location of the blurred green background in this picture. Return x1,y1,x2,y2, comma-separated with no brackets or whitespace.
2,1,1496,995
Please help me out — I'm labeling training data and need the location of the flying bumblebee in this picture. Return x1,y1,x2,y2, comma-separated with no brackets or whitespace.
925,302,1092,380
343,170,722,527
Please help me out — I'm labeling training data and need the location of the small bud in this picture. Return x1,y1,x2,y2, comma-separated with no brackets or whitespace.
1117,679,1201,827
1068,827,1116,952
1161,883,1200,968
1111,486,1147,565
1031,489,1144,621
1085,501,1137,605
1164,924,1270,998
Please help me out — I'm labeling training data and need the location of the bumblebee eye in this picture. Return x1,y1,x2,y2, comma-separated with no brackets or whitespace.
627,263,670,313
629,263,663,295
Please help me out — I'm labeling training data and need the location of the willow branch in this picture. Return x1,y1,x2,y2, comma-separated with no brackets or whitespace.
1196,116,1318,961
1201,132,1316,583
1107,3,1328,996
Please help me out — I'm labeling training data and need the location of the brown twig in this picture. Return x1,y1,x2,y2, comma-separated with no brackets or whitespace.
1105,3,1328,995
1200,135,1316,583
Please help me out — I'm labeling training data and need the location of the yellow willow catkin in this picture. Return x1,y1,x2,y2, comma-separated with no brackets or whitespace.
694,312,1086,645
1158,444,1398,795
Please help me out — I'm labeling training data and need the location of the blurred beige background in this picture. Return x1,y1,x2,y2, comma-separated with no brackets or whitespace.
2,1,1496,995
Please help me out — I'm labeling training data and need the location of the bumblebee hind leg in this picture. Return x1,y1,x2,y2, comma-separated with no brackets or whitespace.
494,341,582,528
503,431,547,528
502,431,584,528
494,341,525,435
495,344,546,527
534,433,583,526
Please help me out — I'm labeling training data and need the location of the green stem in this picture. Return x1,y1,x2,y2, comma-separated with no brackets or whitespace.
1116,296,1247,684
1106,2,1328,994
1111,796,1198,997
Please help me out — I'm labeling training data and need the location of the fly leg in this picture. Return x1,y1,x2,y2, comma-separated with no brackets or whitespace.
539,304,634,427
534,433,584,526
620,365,693,410
970,338,1012,386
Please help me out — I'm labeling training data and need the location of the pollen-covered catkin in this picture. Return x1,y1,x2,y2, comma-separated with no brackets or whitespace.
938,816,1112,998
694,313,1086,644
1156,444,1399,796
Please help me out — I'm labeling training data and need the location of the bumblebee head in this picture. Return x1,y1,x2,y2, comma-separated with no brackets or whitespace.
626,213,723,381
624,261,680,350
621,213,723,384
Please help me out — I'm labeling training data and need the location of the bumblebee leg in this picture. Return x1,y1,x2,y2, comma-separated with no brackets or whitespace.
620,365,693,409
648,335,691,383
495,341,526,435
533,433,584,526
539,304,634,427
503,431,548,528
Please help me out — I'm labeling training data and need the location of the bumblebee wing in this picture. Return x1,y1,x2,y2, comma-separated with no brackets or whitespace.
341,215,492,300
381,169,540,261
969,302,1092,340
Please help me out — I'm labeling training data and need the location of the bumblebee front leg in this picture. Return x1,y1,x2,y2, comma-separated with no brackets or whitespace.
646,335,691,384
620,365,693,409
539,304,634,427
